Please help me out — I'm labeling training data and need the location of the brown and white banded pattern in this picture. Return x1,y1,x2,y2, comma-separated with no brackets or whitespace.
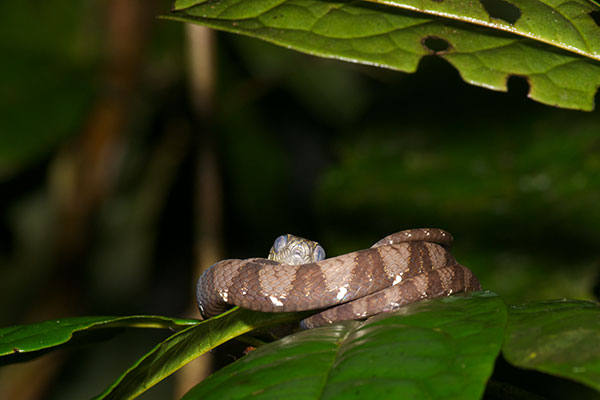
196,228,481,329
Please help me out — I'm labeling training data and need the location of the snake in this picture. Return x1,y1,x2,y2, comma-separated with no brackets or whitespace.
196,228,481,329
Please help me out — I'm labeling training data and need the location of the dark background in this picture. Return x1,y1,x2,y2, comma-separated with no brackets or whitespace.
1,0,599,398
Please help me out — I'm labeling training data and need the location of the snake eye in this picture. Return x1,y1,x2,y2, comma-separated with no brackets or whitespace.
273,235,288,253
314,245,326,261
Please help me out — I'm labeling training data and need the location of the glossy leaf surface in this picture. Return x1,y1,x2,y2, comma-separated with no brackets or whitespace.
183,292,507,400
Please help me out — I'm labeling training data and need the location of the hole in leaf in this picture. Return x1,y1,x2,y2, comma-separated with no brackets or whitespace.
591,11,600,27
507,75,530,98
422,36,451,54
480,0,521,24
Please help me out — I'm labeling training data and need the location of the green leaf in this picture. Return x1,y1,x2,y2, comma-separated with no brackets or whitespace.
164,0,600,110
0,315,198,358
503,300,600,391
0,315,198,362
370,0,600,61
93,307,304,400
183,292,507,400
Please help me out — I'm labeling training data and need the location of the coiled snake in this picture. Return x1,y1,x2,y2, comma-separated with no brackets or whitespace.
196,229,480,329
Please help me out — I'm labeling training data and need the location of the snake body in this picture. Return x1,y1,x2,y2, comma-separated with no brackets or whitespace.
196,229,480,329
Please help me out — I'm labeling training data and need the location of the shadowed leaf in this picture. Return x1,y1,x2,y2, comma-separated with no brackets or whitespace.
503,300,600,391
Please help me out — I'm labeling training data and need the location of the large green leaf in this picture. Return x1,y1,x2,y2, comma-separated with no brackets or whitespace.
93,308,304,400
503,300,600,391
165,0,600,111
183,292,507,400
0,315,198,358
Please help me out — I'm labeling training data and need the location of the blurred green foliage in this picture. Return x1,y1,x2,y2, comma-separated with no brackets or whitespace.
0,0,100,178
315,111,600,303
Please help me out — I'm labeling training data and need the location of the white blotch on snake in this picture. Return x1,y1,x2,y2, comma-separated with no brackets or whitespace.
336,286,348,301
220,290,229,302
269,296,284,307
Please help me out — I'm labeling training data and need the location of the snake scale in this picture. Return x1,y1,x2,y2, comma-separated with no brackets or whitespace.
196,228,481,329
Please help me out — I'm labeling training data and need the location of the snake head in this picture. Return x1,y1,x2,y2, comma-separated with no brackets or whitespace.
268,234,326,265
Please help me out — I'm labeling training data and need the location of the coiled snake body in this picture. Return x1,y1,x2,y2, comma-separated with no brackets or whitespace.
196,229,480,329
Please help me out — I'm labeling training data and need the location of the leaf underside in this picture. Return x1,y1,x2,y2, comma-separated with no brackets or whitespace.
166,0,600,110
